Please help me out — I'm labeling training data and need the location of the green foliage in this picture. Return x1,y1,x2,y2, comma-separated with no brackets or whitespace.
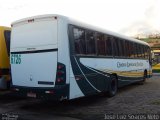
139,38,160,43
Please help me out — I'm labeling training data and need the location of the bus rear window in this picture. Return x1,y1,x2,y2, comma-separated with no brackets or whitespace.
4,30,11,56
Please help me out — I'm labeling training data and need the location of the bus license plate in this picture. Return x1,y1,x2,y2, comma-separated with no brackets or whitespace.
27,93,36,98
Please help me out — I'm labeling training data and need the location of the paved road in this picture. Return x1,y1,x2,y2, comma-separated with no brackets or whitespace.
0,75,160,120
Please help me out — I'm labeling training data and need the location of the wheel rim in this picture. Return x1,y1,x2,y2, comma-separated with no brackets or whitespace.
143,71,147,81
111,78,117,92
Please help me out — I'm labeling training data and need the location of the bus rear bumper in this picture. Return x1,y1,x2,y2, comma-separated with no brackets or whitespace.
11,84,69,100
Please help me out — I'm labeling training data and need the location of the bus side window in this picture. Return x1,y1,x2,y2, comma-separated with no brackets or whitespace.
133,43,137,58
73,28,86,55
118,39,125,57
105,35,112,56
125,41,130,58
141,45,145,59
4,30,11,56
129,42,134,58
112,37,119,57
86,30,96,55
147,47,150,59
97,33,106,56
135,43,138,58
137,44,142,58
145,46,149,59
144,46,147,59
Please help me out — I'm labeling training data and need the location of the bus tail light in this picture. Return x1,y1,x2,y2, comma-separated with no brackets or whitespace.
57,71,64,76
55,63,66,85
58,64,64,69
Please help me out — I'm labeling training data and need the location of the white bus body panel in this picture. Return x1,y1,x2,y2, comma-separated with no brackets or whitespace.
56,18,70,84
11,19,58,51
11,18,58,87
55,18,84,99
80,58,149,78
69,64,84,99
12,52,57,87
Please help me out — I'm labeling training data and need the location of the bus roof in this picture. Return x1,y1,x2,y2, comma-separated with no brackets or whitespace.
11,14,149,47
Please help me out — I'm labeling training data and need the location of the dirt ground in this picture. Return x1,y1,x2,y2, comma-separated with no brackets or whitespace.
0,74,160,120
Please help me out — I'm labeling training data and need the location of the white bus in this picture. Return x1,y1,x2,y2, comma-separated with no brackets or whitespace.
10,14,152,100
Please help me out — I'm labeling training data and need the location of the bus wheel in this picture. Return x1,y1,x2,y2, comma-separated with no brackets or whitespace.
143,70,147,81
108,75,118,97
139,70,147,85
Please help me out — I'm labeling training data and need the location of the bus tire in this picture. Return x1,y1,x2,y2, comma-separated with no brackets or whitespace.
139,70,147,85
108,75,118,97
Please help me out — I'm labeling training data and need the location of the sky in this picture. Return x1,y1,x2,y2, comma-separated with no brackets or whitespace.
0,0,160,37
